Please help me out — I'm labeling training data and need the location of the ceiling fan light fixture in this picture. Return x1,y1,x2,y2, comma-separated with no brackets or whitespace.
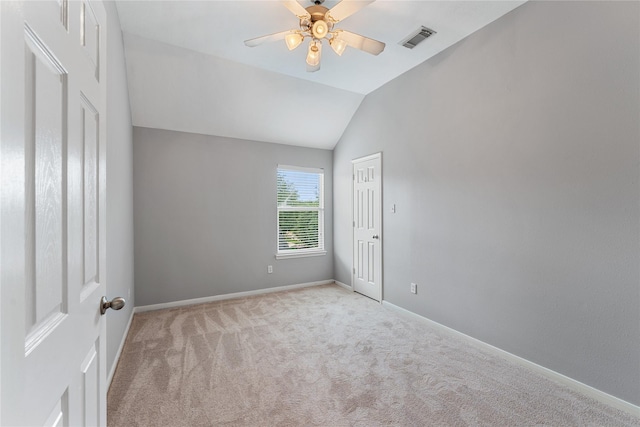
244,0,385,71
306,40,322,66
329,37,347,56
311,19,329,39
285,32,304,50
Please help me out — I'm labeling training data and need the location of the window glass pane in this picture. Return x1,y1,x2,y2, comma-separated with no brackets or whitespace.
278,211,319,250
277,170,320,208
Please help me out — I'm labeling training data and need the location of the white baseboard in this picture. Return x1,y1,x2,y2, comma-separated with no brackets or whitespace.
382,301,640,417
134,280,335,313
334,280,352,291
107,308,134,388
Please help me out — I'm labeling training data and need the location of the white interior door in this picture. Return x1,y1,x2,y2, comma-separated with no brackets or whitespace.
352,153,382,302
1,1,110,425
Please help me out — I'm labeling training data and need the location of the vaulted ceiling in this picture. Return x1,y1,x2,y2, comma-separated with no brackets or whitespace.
116,1,526,149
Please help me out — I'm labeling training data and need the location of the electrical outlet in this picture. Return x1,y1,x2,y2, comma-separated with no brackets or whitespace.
267,265,273,274
410,283,417,294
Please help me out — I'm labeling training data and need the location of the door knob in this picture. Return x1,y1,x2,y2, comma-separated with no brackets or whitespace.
372,235,379,239
100,296,126,315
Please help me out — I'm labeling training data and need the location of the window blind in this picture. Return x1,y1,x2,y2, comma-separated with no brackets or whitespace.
277,166,324,254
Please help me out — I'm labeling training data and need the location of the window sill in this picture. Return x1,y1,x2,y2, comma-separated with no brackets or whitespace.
275,250,327,260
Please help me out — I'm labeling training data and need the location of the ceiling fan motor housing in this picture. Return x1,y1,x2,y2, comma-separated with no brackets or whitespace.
305,5,330,22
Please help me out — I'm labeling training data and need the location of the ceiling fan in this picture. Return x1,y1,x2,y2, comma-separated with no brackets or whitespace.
244,0,385,72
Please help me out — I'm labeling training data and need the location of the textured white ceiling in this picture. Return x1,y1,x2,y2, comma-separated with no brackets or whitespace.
116,0,527,149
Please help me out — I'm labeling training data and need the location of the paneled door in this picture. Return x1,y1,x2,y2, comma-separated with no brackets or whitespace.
352,153,382,302
1,1,110,425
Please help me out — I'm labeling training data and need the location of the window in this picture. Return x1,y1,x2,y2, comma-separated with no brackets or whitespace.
276,165,325,259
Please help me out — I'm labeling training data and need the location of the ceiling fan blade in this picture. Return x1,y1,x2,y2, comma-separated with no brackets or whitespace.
244,30,295,47
338,30,385,55
283,1,311,19
326,0,375,23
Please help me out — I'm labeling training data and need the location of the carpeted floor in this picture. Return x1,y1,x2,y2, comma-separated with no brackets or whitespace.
108,285,639,426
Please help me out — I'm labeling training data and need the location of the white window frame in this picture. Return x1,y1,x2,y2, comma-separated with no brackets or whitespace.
276,165,326,259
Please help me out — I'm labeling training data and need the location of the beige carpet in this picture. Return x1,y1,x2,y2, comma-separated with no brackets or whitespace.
108,285,639,426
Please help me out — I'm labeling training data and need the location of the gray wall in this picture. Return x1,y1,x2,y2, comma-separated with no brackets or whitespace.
333,1,639,405
105,1,135,377
133,127,334,306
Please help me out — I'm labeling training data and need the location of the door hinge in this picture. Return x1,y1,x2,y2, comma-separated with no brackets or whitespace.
353,267,356,274
353,221,355,227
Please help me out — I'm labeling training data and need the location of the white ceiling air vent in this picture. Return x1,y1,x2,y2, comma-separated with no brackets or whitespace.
400,26,436,49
